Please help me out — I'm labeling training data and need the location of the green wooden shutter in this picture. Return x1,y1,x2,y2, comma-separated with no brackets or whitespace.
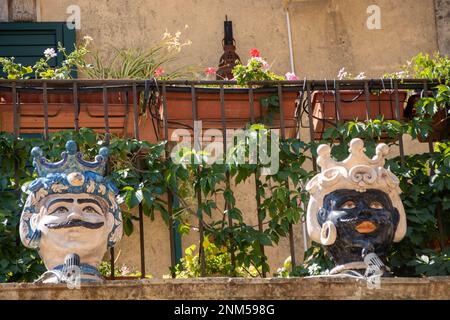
0,22,76,77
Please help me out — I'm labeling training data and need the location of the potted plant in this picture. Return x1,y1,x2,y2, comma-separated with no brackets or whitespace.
405,90,449,142
308,69,408,140
160,48,301,140
401,53,450,142
0,36,130,135
0,32,188,141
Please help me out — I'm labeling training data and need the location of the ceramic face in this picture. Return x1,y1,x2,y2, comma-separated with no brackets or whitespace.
20,141,122,283
33,193,114,270
306,139,407,273
318,189,399,265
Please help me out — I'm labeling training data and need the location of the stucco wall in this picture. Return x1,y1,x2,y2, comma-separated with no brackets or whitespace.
37,0,439,78
33,0,439,277
435,0,450,55
289,0,439,78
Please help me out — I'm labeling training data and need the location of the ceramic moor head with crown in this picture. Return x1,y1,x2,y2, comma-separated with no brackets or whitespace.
306,138,407,274
19,141,123,283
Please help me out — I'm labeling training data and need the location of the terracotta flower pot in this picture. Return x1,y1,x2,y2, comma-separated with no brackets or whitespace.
0,90,157,141
311,90,408,140
158,88,299,140
405,93,449,142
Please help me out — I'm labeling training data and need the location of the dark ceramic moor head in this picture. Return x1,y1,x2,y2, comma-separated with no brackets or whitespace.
306,138,407,273
318,189,399,265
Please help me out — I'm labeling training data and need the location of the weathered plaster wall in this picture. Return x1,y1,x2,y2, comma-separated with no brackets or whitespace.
289,0,439,78
0,0,9,21
38,0,439,78
1,277,450,300
38,0,291,76
435,0,450,56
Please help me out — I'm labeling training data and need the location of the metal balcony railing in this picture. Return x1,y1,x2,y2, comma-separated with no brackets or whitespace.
0,79,445,278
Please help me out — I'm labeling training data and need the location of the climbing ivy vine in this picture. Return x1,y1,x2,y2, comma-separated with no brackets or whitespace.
0,82,449,281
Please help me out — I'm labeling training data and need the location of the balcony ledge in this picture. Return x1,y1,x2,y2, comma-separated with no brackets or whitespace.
1,276,449,300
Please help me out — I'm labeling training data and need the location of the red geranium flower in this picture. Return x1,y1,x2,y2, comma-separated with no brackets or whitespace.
205,67,217,75
249,48,261,58
154,67,165,77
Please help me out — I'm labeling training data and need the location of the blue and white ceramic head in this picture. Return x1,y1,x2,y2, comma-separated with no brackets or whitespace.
20,140,122,283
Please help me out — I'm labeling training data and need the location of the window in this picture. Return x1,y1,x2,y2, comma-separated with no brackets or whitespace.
0,22,76,77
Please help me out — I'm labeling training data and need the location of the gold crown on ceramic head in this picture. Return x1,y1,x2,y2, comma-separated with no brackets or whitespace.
305,138,406,244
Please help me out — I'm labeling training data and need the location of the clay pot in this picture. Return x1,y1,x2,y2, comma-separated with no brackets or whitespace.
0,90,157,141
158,88,299,140
311,90,408,140
405,93,449,142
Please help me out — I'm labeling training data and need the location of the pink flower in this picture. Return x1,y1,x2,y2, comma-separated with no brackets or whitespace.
119,265,131,276
154,67,165,77
285,72,299,81
249,48,261,58
253,57,269,70
204,67,217,76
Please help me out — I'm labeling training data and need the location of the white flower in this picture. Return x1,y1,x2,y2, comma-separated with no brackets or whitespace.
396,71,406,78
162,29,171,40
355,72,366,80
307,263,321,275
83,35,93,42
43,48,57,59
120,265,131,276
337,67,348,80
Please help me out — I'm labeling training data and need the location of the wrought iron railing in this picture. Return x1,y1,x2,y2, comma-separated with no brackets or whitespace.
0,79,444,278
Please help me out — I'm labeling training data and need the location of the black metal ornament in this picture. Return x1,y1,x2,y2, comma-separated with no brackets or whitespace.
216,16,241,80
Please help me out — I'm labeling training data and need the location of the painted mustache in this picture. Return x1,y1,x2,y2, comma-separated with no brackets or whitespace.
45,219,104,230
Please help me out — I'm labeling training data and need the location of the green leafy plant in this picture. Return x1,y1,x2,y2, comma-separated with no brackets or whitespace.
0,36,91,80
275,245,334,277
79,30,192,79
385,141,450,276
383,52,450,81
172,240,258,278
0,133,45,282
98,260,152,278
1,99,449,281
406,249,450,276
0,57,33,79
232,48,288,86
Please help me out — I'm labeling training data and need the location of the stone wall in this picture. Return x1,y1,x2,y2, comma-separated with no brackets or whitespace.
1,277,449,300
